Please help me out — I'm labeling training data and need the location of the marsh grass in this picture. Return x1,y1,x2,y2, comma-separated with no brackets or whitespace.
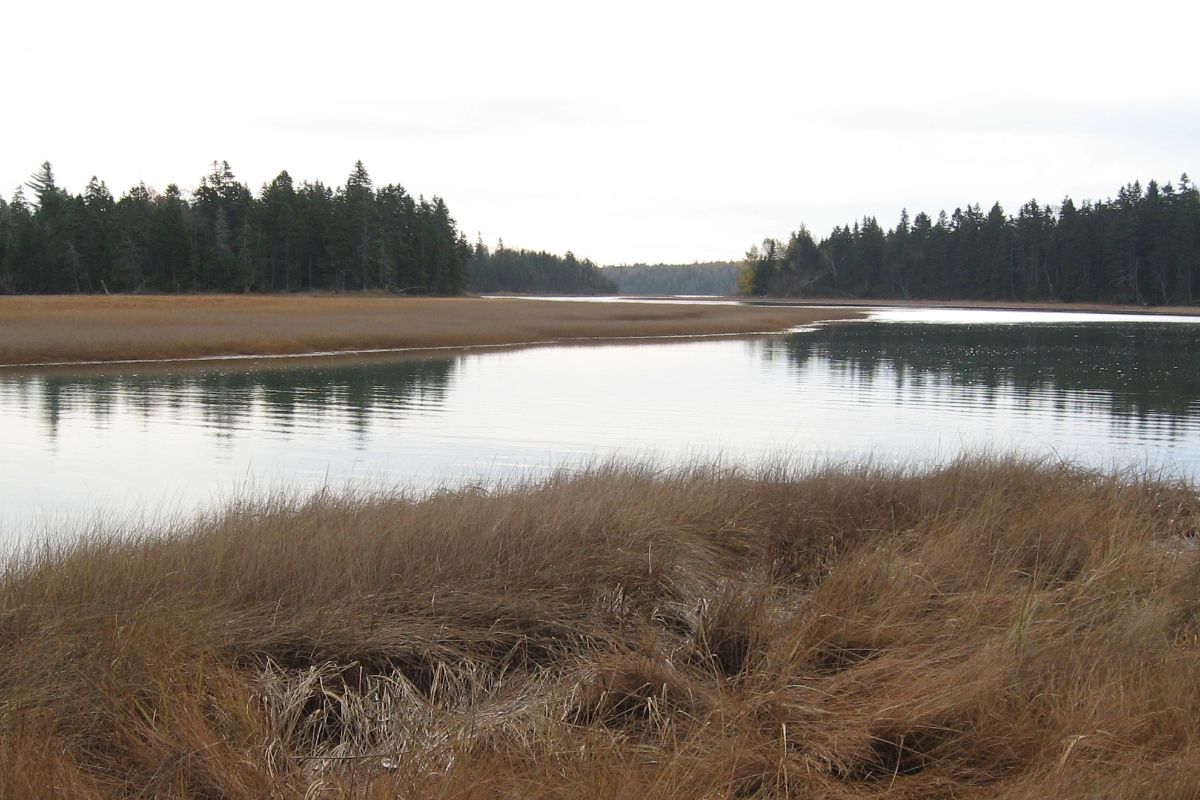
1,457,1199,797
0,295,858,366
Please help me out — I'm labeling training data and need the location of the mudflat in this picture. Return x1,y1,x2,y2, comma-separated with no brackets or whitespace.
0,295,862,366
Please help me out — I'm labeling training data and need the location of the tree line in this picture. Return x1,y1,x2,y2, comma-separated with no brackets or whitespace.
601,261,740,296
0,160,473,294
468,240,615,294
742,174,1200,305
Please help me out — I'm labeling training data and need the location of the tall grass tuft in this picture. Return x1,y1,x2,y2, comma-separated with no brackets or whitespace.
1,456,1198,797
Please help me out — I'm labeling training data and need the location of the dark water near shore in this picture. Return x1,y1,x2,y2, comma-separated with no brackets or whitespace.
2,307,1199,539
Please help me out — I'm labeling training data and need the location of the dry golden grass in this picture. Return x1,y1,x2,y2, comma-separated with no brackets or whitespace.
0,295,859,366
1,457,1198,798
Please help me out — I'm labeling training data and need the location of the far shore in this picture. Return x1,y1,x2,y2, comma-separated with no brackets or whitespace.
0,294,861,368
741,295,1200,316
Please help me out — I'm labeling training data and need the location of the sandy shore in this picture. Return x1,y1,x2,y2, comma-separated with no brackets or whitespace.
0,295,862,367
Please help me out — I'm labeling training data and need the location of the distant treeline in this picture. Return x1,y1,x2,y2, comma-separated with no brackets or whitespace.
0,161,598,297
468,241,615,294
601,261,740,296
743,174,1200,305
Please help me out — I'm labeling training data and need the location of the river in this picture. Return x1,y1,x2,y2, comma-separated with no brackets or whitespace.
2,305,1198,541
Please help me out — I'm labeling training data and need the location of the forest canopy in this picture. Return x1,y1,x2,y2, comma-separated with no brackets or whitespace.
0,161,472,294
601,262,740,296
0,161,604,297
468,240,615,294
742,175,1200,306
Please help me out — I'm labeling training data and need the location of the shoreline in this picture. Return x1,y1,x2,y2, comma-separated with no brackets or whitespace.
743,294,1200,317
0,294,861,370
5,292,1194,370
1,330,783,372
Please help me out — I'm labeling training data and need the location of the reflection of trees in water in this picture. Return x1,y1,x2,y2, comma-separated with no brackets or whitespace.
12,358,457,440
765,322,1200,432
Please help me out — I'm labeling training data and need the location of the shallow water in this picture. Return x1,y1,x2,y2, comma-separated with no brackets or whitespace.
2,307,1198,540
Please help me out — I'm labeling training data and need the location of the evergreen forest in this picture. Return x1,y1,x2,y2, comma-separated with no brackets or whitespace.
467,241,615,294
602,262,740,296
742,175,1200,305
1,161,472,295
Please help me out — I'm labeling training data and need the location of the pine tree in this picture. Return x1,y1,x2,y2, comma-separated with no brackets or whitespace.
26,162,60,208
193,161,252,290
337,161,378,291
112,183,156,290
149,185,193,291
26,162,81,291
257,171,298,290
79,177,117,291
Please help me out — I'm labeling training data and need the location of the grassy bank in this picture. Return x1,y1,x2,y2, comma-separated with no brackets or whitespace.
1,459,1198,798
0,295,859,366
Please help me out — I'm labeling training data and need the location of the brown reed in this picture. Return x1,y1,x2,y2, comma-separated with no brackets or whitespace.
0,457,1197,798
0,295,859,366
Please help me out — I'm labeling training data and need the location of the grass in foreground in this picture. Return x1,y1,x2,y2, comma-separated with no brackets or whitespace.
1,458,1199,798
0,295,859,366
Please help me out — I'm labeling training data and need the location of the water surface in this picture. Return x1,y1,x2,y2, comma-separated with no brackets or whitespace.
3,307,1198,540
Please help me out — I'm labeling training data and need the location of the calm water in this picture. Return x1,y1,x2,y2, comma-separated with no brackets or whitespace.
2,307,1199,540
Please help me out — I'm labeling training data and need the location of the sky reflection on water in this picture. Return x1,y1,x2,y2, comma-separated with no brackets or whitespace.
2,309,1198,540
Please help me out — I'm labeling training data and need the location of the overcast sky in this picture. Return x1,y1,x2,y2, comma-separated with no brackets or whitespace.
3,0,1197,265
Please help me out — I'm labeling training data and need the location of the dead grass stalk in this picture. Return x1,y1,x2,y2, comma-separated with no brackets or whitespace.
0,295,859,366
0,457,1198,797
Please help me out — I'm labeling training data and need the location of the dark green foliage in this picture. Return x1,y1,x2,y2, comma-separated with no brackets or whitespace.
742,174,1200,305
772,320,1200,424
0,161,472,295
1,190,39,292
468,239,616,294
600,261,741,295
